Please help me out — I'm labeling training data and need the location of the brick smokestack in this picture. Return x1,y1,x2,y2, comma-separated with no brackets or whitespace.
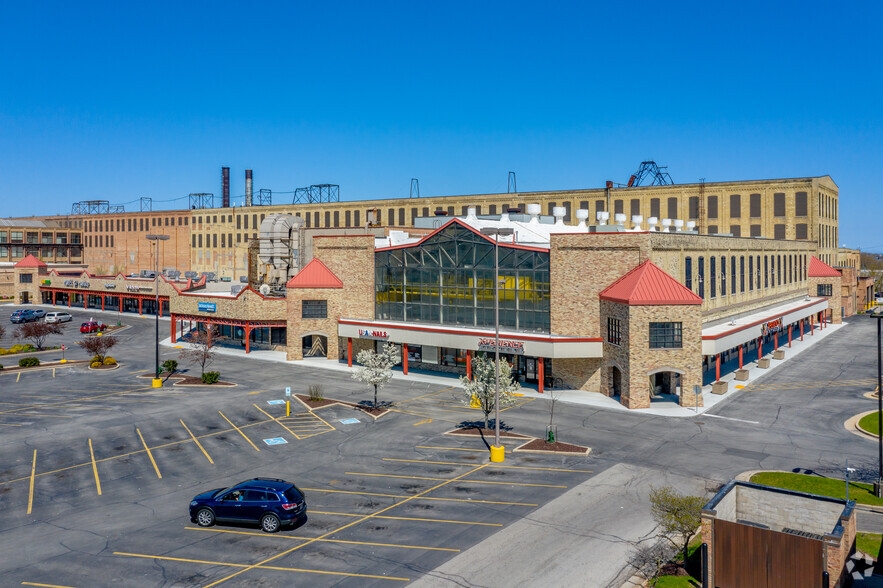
222,166,230,207
245,169,253,207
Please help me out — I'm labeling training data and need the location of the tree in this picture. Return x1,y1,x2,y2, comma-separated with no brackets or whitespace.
628,540,674,587
76,334,118,362
161,359,178,383
352,342,400,409
14,321,64,350
459,354,520,430
179,326,217,376
0,323,5,340
545,386,563,443
649,486,705,568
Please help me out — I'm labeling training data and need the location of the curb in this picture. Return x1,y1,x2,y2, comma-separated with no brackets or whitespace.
845,411,880,442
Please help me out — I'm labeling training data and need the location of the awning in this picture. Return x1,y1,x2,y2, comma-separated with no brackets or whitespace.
701,297,829,355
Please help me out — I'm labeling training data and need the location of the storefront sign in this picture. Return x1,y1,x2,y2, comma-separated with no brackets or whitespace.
358,329,389,340
126,284,152,292
41,279,51,285
104,283,117,289
198,302,217,313
761,318,783,336
63,280,90,288
477,338,525,355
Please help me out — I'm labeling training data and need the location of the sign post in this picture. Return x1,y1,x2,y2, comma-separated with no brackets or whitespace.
285,387,291,416
60,344,66,364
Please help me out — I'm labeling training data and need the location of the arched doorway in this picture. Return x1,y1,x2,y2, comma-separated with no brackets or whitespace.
302,334,328,358
647,367,684,398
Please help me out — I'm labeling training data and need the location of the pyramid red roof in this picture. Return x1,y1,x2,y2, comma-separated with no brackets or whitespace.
285,259,343,289
808,256,841,278
599,260,702,306
14,254,47,268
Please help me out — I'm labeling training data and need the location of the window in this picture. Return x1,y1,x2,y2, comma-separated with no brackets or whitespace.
228,233,232,248
596,200,605,214
777,255,781,285
198,234,203,247
688,197,699,219
685,257,692,291
667,197,678,219
11,246,23,258
740,256,745,292
236,215,241,229
707,195,718,219
730,194,741,218
164,217,169,226
650,198,660,218
649,322,683,349
354,210,360,226
795,191,808,216
750,224,761,237
710,256,716,298
698,257,705,299
607,317,621,345
774,224,786,240
345,210,351,227
213,215,217,224
730,225,741,237
614,200,624,215
796,224,808,240
19,273,33,283
630,199,640,217
334,211,340,227
756,256,761,289
773,193,786,217
192,235,196,248
817,283,833,297
325,211,331,227
764,256,768,288
731,257,736,294
302,300,328,319
707,225,718,235
213,234,217,248
389,209,395,226
10,231,23,242
750,193,761,218
236,233,241,243
721,256,726,296
221,234,225,248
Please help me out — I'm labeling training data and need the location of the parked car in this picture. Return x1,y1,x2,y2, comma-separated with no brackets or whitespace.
189,478,307,533
11,310,39,324
29,309,46,319
80,321,108,334
45,312,73,324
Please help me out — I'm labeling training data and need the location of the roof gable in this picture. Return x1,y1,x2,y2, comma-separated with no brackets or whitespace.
286,259,344,289
808,256,841,278
600,260,702,306
14,254,47,268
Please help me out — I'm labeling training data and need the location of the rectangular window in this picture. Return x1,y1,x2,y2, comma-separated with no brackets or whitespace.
650,198,660,218
817,283,833,297
730,225,741,237
630,199,640,216
731,256,736,294
236,233,241,243
345,210,351,227
750,193,761,218
334,211,340,227
667,197,678,219
649,322,683,349
236,215,241,229
221,234,225,248
795,191,808,216
685,257,692,291
688,197,699,219
19,273,33,283
213,234,217,248
198,234,203,247
756,256,761,290
796,224,808,240
764,256,768,288
710,256,716,298
596,200,605,214
774,224,786,240
325,211,331,227
730,194,741,218
614,200,624,214
389,209,395,226
721,256,726,296
354,210,360,226
302,300,328,319
11,231,23,242
773,193,786,217
164,217,169,226
740,256,745,292
777,254,782,285
708,225,718,235
192,235,196,248
228,233,232,248
607,317,622,346
750,224,761,237
698,257,705,299
707,195,718,219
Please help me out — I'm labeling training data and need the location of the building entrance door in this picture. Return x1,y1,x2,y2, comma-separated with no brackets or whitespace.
524,358,537,380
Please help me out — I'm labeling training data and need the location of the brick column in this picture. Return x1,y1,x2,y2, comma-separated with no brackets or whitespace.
402,343,408,375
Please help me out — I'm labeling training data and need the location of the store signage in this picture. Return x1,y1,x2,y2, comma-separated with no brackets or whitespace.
41,279,51,285
358,329,389,340
63,280,90,288
104,283,117,289
477,338,525,355
198,302,217,313
761,318,783,336
126,285,152,292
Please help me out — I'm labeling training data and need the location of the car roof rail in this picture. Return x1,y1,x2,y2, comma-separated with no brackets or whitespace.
251,477,287,483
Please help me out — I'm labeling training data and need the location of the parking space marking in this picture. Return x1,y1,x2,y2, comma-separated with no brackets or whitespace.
113,553,410,582
382,458,593,474
27,450,36,514
311,511,503,526
383,458,466,466
21,582,76,588
0,422,23,426
247,390,265,395
218,411,260,451
180,419,213,464
416,445,484,452
253,404,308,440
186,526,461,551
88,439,102,495
345,471,567,488
136,428,162,479
301,487,538,506
0,385,155,416
16,372,21,383
203,464,490,587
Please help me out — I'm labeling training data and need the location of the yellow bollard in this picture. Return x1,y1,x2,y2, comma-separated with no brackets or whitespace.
152,378,162,388
286,401,290,417
490,445,505,463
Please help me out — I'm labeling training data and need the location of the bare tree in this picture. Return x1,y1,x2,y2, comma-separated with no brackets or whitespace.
76,334,118,362
352,342,400,408
179,326,218,376
459,354,519,430
628,540,675,586
14,322,64,350
0,323,6,340
546,386,563,443
649,486,705,568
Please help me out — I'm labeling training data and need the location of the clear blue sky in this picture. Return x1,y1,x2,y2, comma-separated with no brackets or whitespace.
2,1,880,249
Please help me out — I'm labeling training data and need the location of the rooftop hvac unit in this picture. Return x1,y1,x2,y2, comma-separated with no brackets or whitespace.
184,271,198,278
231,285,244,295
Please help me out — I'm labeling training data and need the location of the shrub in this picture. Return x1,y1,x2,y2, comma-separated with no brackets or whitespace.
308,384,324,402
0,349,6,355
0,364,3,370
18,357,40,368
161,359,178,374
103,357,117,366
201,371,220,384
91,355,102,364
90,361,102,368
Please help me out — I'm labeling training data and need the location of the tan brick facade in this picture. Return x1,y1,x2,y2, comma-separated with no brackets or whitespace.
808,275,842,324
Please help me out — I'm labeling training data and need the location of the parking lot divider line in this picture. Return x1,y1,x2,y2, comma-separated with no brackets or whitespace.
16,372,21,383
0,422,23,426
300,487,403,498
136,428,162,479
15,413,74,418
27,450,36,515
88,439,102,495
185,526,461,551
52,368,55,378
180,420,214,464
346,471,566,488
21,582,76,588
217,411,260,452
308,410,336,432
300,487,536,506
113,552,410,582
392,387,455,406
346,472,443,482
383,458,473,466
308,511,502,526
490,465,594,473
202,463,489,587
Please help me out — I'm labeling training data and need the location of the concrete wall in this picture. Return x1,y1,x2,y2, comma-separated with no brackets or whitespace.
731,485,843,536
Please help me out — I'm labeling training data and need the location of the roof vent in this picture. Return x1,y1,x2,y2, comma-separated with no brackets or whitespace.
552,206,566,225
575,209,589,228
614,213,627,225
673,219,685,231
647,217,658,231
661,218,673,231
631,215,643,230
434,208,448,216
685,220,696,231
526,203,541,224
466,207,477,220
596,211,610,225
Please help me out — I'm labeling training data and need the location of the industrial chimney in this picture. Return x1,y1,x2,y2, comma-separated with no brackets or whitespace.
245,169,253,207
222,166,230,207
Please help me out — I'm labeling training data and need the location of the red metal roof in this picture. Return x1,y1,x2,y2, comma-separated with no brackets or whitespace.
286,259,344,289
14,254,47,268
599,260,702,306
808,256,841,278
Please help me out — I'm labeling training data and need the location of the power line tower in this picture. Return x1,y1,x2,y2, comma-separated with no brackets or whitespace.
627,161,674,187
140,197,152,212
410,178,420,198
508,171,517,193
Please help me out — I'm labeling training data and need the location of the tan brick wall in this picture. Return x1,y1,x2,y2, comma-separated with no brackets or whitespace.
553,358,602,392
170,288,286,322
808,276,842,324
826,510,856,588
600,299,630,397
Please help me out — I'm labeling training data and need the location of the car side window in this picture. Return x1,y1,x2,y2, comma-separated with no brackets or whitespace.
265,492,279,502
221,491,242,501
244,490,266,502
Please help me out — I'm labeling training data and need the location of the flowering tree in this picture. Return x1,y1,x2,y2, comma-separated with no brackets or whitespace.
459,354,520,430
352,342,401,408
14,322,64,350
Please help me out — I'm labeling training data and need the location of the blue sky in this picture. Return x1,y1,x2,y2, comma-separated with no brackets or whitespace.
2,1,881,249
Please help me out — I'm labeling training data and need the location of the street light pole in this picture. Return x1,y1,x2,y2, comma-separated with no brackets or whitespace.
876,313,883,497
146,234,169,388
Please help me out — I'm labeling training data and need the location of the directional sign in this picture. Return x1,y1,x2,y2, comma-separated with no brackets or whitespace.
263,437,288,446
285,387,291,397
267,400,286,405
339,418,360,424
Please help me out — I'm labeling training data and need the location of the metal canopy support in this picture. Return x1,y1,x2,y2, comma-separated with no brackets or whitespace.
189,193,214,210
70,200,111,215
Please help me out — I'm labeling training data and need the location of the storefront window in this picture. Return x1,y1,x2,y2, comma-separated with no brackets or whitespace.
649,322,683,349
817,284,833,297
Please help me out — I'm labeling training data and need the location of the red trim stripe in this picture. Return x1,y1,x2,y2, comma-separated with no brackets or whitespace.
338,318,602,343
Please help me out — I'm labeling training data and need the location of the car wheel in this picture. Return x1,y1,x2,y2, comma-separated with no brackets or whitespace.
261,513,280,533
196,508,215,527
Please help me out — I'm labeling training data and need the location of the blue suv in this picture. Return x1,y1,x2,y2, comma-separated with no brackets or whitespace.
189,478,307,533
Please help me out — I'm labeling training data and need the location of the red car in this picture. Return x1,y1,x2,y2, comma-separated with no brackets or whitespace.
80,321,108,334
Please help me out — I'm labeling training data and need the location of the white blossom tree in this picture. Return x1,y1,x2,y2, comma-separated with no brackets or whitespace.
459,354,520,430
352,342,401,408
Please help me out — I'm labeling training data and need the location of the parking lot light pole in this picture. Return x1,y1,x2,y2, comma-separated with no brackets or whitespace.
876,311,883,497
480,226,514,463
146,234,169,388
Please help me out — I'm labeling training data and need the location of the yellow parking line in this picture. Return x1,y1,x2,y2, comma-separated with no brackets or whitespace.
88,439,101,495
346,471,566,488
16,372,21,383
218,411,260,451
180,420,213,464
0,422,23,426
22,582,76,587
27,450,36,514
383,458,592,473
113,553,409,581
186,526,461,551
383,458,470,466
311,511,502,526
253,404,299,438
247,390,264,395
300,487,536,506
15,413,73,418
52,368,55,378
136,428,162,479
417,445,484,452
